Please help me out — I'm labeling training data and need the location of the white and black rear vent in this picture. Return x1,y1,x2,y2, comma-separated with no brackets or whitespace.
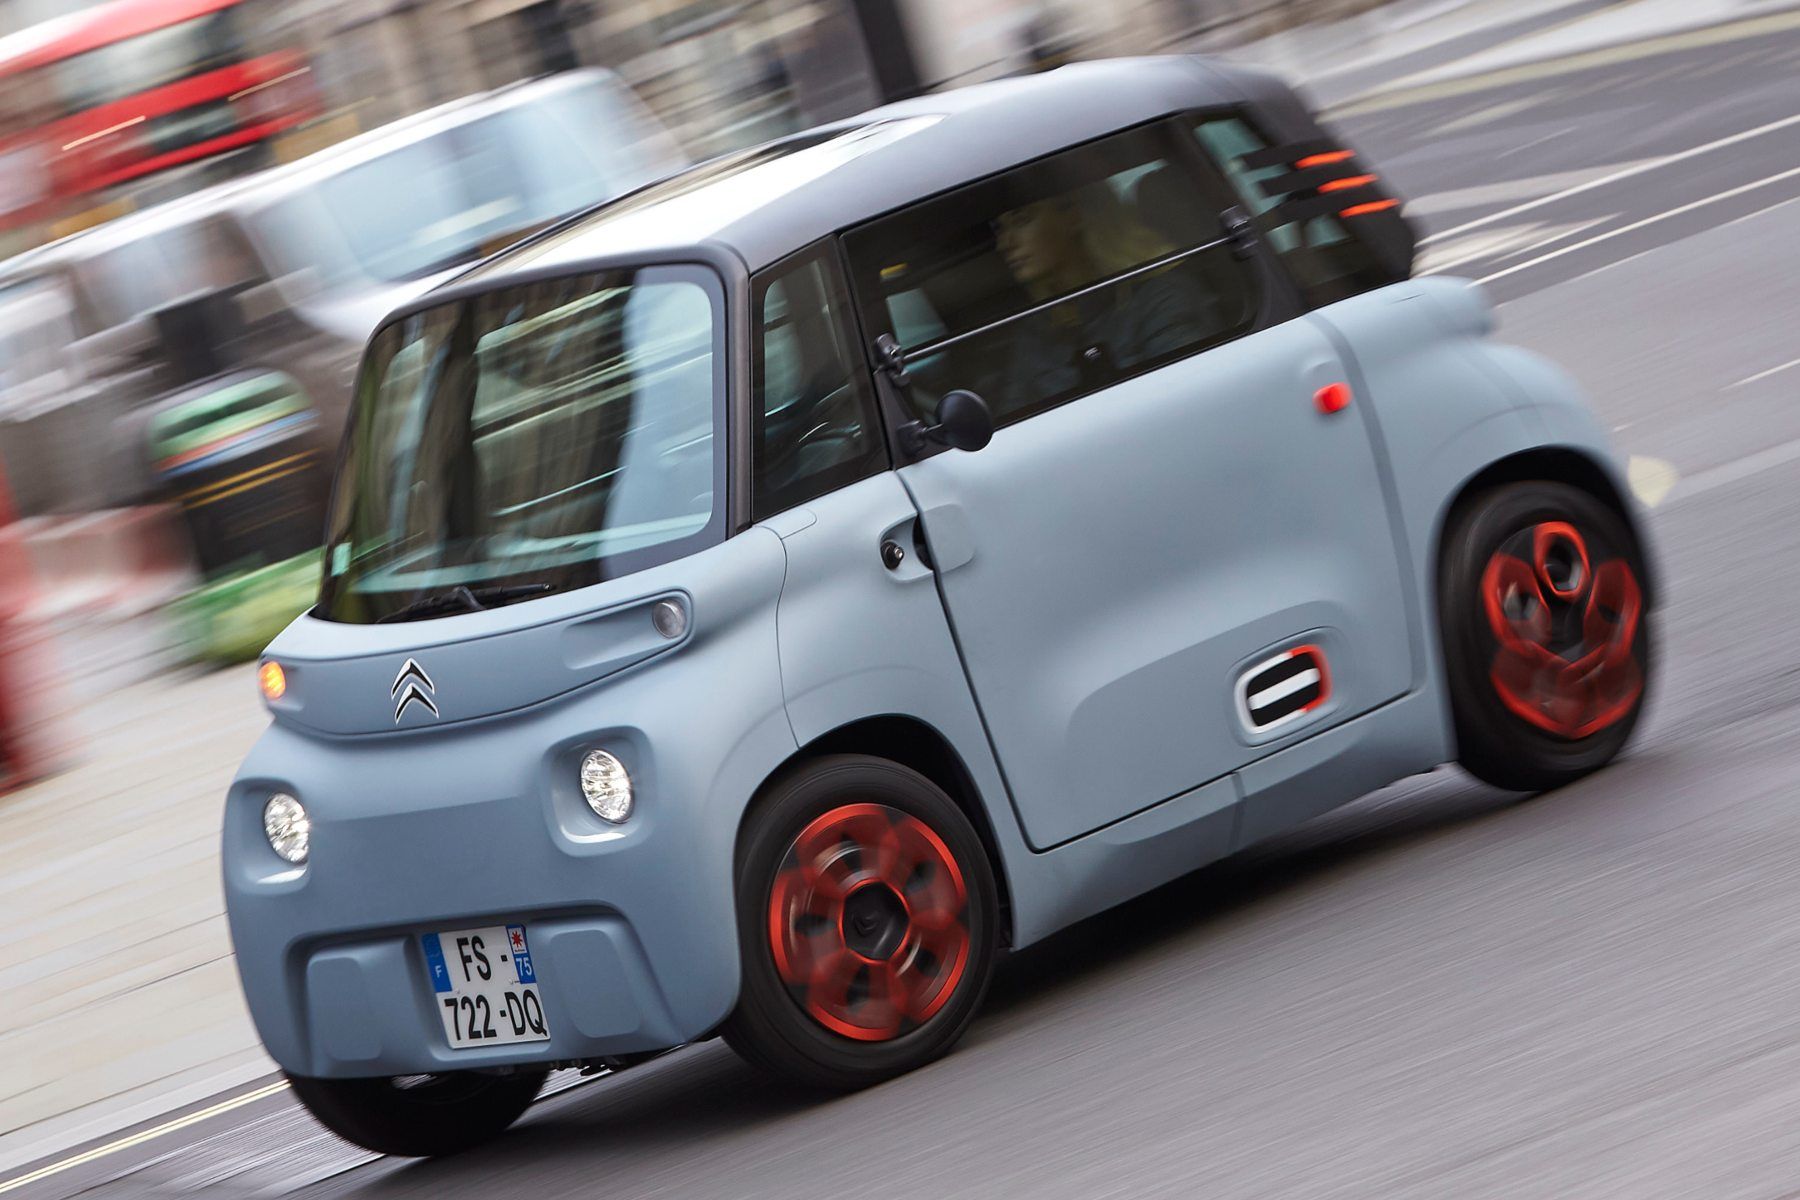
1236,645,1332,735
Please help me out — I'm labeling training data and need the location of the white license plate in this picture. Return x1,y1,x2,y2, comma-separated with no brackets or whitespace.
422,924,552,1049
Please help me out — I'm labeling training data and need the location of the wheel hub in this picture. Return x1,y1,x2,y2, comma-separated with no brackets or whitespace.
842,881,910,961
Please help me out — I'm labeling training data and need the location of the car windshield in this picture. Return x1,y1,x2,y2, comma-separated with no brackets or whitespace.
317,265,724,624
250,94,661,291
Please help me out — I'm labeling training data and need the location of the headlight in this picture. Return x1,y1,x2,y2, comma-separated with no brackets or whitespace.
579,750,633,823
263,793,310,864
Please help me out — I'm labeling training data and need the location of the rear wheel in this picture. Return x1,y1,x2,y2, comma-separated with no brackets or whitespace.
286,1067,548,1158
723,755,999,1091
1440,481,1652,792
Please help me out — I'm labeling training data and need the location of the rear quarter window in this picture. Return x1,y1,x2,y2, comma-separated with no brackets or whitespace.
1192,114,1411,308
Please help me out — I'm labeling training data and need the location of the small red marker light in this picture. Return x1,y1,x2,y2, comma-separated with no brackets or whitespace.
1315,383,1353,414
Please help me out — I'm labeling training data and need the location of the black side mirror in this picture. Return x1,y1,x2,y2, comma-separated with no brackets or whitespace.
876,335,994,454
932,390,994,452
900,389,993,455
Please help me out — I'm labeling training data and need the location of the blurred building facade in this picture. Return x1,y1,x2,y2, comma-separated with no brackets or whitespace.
3,0,1298,160
0,0,1376,254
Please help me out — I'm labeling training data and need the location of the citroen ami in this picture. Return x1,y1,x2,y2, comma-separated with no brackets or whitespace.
225,56,1656,1157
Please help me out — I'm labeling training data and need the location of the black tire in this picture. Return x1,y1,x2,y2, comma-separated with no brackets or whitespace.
286,1067,548,1158
723,755,999,1092
1440,480,1653,792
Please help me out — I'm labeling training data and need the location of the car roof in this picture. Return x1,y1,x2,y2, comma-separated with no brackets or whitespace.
0,68,636,278
463,56,1257,284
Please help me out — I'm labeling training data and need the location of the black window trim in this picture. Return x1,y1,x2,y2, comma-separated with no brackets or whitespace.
842,113,1274,462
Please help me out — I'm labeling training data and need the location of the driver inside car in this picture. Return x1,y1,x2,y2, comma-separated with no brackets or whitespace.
993,182,1213,412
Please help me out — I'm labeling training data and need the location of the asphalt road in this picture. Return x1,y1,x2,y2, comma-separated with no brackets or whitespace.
11,12,1800,1199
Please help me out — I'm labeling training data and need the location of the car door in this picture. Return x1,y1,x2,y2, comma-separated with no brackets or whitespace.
842,120,1414,851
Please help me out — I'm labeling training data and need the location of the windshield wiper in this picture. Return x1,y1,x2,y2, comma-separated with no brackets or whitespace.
375,582,553,623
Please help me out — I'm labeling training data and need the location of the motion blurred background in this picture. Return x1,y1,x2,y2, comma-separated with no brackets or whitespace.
5,0,1800,1192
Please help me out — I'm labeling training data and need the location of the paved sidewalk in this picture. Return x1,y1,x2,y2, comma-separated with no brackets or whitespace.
0,663,272,1174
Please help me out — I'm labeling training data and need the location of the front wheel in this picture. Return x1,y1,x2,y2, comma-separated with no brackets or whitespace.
1440,480,1653,792
286,1067,548,1158
723,755,1000,1091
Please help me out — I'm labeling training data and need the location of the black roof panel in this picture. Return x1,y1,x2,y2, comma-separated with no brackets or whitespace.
467,56,1256,280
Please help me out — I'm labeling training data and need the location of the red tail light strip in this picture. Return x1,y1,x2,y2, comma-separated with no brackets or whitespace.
1320,174,1379,193
1340,198,1402,218
1295,149,1356,169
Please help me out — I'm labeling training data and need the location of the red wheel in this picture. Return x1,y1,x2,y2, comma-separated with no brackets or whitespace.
1442,481,1653,792
725,756,998,1090
767,803,971,1041
1480,520,1644,739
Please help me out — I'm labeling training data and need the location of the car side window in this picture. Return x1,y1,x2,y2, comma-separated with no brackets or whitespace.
752,244,887,521
843,122,1258,428
1191,114,1409,308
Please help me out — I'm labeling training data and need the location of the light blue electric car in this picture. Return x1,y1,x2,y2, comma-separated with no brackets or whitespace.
225,57,1656,1157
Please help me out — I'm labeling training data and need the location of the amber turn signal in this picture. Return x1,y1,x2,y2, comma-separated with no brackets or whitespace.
259,661,287,702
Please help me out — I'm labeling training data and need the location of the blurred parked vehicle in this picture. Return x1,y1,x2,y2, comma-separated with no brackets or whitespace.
0,66,684,664
0,67,686,518
0,0,321,242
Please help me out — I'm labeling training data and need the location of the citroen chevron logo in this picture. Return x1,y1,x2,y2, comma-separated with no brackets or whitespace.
392,658,439,723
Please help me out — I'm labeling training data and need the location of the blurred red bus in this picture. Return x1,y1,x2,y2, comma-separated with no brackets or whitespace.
0,0,319,234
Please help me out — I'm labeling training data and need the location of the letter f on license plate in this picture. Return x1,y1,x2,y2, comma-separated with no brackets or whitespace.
422,924,552,1048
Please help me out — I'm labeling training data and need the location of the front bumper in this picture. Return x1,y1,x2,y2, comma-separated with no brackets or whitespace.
224,685,794,1079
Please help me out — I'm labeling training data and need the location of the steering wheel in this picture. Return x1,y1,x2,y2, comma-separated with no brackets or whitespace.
763,373,865,476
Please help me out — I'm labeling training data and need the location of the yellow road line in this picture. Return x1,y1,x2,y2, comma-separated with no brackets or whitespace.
177,452,314,504
1334,7,1800,117
184,462,314,510
0,1081,291,1195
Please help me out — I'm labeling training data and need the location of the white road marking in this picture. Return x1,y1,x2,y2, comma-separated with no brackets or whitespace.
1419,110,1800,245
1421,217,1608,274
1495,125,1575,159
1544,192,1800,292
1730,357,1800,389
1476,163,1800,284
1431,96,1545,135
0,1082,291,1195
1670,435,1800,503
1408,161,1655,219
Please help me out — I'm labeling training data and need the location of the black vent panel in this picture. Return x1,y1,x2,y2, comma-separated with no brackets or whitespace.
1237,645,1331,734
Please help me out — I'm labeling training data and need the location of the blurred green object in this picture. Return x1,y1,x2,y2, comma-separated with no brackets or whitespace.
146,368,325,578
171,550,320,665
146,374,310,466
